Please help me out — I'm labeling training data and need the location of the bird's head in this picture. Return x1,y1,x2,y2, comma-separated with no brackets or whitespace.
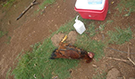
87,52,94,58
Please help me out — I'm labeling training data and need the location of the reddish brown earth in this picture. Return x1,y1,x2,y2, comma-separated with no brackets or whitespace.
0,0,135,79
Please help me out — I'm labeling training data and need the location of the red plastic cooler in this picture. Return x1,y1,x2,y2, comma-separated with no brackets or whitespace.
75,0,108,21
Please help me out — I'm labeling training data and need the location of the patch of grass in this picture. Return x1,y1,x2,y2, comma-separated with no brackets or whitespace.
86,22,97,37
75,34,105,60
2,0,15,7
5,36,11,44
37,0,56,12
12,39,79,79
99,20,113,31
92,72,107,79
6,67,11,79
116,0,135,13
108,27,132,44
124,8,132,17
0,31,7,38
124,0,135,12
115,3,123,13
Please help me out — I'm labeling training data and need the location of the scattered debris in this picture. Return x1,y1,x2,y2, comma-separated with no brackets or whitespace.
124,8,132,17
52,72,58,79
92,64,98,68
8,20,11,25
106,43,135,66
99,26,105,41
52,76,58,79
33,74,36,78
111,1,115,4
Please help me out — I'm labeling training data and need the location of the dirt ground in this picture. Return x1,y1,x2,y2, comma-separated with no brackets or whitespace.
0,0,135,79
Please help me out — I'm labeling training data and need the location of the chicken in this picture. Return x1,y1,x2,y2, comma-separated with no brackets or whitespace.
50,42,94,63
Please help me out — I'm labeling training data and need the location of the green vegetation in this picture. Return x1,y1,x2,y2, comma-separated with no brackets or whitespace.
116,0,135,14
2,0,15,7
0,31,7,38
5,36,11,44
86,22,97,37
37,0,56,12
0,31,11,44
108,27,132,44
6,67,11,79
124,8,132,17
75,34,105,60
99,20,113,31
12,40,79,79
124,0,135,12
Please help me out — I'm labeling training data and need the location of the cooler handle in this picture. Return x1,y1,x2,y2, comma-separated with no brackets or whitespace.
88,14,97,18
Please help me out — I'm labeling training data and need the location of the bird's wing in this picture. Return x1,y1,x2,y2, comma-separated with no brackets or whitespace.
59,49,81,59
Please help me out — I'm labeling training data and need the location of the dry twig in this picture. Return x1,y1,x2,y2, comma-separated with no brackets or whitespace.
106,57,129,63
16,0,38,20
127,43,135,66
107,47,135,54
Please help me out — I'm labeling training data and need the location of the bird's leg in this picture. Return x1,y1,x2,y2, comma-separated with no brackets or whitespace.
61,35,67,42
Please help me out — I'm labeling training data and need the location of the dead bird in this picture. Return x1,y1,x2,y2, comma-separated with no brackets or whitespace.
50,42,94,63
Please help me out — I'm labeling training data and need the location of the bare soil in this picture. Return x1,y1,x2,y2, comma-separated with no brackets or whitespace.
0,0,135,79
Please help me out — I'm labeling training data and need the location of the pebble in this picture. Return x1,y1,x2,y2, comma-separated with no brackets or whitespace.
106,68,121,79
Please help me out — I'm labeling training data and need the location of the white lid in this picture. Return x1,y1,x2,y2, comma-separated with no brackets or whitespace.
75,0,106,10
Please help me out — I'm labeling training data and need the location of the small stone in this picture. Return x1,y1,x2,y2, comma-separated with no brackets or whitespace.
92,64,98,68
8,20,11,25
106,68,121,79
111,1,114,4
14,5,16,7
